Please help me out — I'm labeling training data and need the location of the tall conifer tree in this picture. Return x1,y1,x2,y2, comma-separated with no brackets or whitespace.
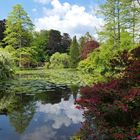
3,4,34,49
70,36,80,68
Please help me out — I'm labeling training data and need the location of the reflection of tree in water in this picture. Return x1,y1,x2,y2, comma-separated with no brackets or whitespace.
0,82,15,113
0,94,15,114
69,84,79,101
7,94,35,134
36,91,62,104
36,86,72,104
0,80,79,135
0,82,35,134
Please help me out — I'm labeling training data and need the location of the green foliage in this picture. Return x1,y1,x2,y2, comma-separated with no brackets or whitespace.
61,33,71,53
49,52,70,69
77,0,139,84
8,94,35,134
32,30,71,63
0,19,6,47
3,45,39,68
78,32,135,83
70,36,80,68
79,32,94,51
98,0,140,47
47,30,71,55
71,135,81,140
32,30,49,62
14,47,38,68
77,48,140,139
0,49,14,80
4,45,16,53
3,4,34,49
136,122,140,134
47,29,62,55
16,68,93,86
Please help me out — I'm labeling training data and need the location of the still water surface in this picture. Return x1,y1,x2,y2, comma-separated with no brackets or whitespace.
0,79,83,140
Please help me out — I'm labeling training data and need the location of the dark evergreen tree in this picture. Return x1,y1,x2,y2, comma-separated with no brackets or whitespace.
0,19,6,47
70,36,80,68
61,33,71,53
47,29,62,55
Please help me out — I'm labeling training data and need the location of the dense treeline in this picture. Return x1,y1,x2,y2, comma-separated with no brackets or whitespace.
0,1,139,80
0,5,72,68
0,4,99,80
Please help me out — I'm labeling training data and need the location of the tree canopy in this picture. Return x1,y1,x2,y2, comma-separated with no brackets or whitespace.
3,4,34,49
70,36,80,68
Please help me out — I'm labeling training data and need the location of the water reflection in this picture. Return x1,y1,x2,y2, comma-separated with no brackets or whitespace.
0,80,83,140
37,95,83,129
8,94,35,134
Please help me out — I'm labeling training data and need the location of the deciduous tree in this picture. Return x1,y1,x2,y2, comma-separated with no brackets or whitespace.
47,29,62,55
80,40,99,60
3,4,34,49
61,33,71,53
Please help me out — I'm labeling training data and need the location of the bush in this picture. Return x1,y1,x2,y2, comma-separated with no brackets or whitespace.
14,47,38,68
0,49,14,80
80,40,99,60
76,46,140,140
49,52,70,69
78,40,137,84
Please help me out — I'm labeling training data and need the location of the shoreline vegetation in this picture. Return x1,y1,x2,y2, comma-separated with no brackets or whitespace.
15,68,94,86
0,0,140,139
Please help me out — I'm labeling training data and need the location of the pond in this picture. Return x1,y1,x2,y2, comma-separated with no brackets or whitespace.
0,73,83,140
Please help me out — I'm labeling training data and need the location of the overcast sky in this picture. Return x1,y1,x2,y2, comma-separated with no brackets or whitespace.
0,0,105,38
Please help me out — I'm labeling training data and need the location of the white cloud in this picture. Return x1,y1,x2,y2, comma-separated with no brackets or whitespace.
34,0,104,38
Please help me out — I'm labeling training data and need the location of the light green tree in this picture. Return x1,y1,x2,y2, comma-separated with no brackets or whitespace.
0,49,14,80
127,0,140,44
49,52,70,68
99,0,122,48
32,30,49,62
78,0,139,84
3,4,34,67
3,4,34,49
79,32,94,52
99,0,140,46
69,36,80,68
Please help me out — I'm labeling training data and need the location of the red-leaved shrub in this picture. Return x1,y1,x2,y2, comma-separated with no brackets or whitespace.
80,40,99,60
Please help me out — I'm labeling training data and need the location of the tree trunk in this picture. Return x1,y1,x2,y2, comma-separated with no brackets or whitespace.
19,38,22,68
117,0,121,48
132,0,137,44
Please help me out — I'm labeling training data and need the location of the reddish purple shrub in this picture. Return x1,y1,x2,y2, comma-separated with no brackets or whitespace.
80,40,99,60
